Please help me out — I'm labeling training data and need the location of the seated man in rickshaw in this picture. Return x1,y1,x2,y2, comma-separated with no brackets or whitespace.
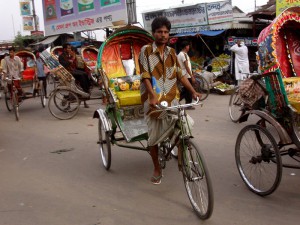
1,47,24,100
139,17,201,185
58,43,91,107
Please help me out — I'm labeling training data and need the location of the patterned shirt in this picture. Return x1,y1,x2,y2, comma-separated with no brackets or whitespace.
139,42,184,118
1,56,23,79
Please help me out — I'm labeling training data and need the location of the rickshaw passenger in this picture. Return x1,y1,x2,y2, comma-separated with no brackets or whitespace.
1,47,24,98
139,17,201,185
59,43,91,108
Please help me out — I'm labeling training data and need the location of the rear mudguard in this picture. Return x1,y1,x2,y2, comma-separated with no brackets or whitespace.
239,110,292,145
93,109,112,133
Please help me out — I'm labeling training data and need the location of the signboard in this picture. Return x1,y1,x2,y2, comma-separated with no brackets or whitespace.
20,1,31,16
206,1,233,24
227,37,258,47
42,0,128,36
276,0,300,16
142,4,207,32
23,16,34,31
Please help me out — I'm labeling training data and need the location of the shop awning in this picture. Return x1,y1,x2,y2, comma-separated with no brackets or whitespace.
31,35,59,46
199,30,225,36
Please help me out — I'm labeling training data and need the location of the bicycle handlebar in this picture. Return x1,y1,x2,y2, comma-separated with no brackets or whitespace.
155,97,202,110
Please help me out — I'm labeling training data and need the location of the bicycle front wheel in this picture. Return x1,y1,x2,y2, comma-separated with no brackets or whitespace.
5,91,12,111
235,125,282,196
40,85,46,108
182,140,214,220
228,89,243,122
12,92,19,121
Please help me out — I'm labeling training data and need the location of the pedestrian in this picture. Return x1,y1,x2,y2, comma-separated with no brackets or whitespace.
139,16,201,185
177,41,196,109
35,51,48,98
230,40,250,85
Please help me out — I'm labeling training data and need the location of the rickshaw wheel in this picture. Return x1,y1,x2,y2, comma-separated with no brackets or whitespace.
229,88,243,123
193,76,209,101
235,124,282,196
98,119,111,170
48,89,80,120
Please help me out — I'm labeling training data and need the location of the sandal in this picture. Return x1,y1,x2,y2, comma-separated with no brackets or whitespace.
151,174,162,185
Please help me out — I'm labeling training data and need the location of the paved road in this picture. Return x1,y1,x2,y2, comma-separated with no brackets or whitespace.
0,93,299,225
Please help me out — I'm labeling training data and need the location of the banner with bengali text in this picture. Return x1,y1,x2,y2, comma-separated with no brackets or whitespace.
42,0,128,36
206,1,233,24
142,4,208,32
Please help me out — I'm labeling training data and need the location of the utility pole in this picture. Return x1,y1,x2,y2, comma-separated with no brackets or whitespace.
32,0,38,31
254,0,257,11
11,15,16,37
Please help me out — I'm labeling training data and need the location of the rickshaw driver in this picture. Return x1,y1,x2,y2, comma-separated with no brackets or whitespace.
139,16,201,185
1,47,24,99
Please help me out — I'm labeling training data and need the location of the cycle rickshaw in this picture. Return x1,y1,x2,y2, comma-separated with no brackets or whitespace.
234,7,300,196
92,25,213,219
40,45,102,120
3,50,46,121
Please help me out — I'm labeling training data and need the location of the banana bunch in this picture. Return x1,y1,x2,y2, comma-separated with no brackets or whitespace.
218,53,230,59
215,83,231,89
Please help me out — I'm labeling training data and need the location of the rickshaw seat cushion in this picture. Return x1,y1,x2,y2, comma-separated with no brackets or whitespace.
116,90,141,106
22,68,35,80
283,77,300,113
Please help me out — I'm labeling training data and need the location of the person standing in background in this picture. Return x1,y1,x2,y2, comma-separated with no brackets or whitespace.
230,40,250,85
177,41,196,110
35,51,48,98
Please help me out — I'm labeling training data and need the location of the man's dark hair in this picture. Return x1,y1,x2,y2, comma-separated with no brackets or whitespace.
8,47,15,52
151,16,171,33
62,43,71,50
207,65,213,72
181,41,190,50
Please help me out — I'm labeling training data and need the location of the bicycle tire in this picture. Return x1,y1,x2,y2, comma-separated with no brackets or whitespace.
5,91,12,111
98,119,111,170
48,89,80,120
40,85,46,108
228,89,243,122
194,76,209,101
235,125,282,196
181,140,214,220
12,92,19,121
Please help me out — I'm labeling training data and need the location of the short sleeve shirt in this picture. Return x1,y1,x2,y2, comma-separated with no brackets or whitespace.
177,51,192,78
139,42,184,119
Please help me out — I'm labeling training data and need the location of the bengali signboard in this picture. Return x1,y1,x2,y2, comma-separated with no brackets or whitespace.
276,0,300,16
142,4,207,32
42,0,128,36
20,1,31,16
23,16,34,31
206,1,233,24
227,37,258,47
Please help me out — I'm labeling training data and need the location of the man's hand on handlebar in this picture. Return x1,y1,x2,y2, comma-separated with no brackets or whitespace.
192,92,202,100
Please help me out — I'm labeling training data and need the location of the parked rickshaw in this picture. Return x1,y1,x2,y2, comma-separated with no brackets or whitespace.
234,7,300,196
81,45,99,85
3,50,46,121
40,45,102,120
93,25,213,219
